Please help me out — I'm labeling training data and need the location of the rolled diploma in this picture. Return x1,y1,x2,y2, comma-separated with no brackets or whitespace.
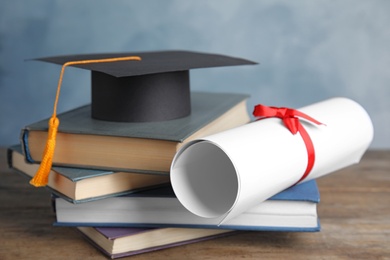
170,97,374,224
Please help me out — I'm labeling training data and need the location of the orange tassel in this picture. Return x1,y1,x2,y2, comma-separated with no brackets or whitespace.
29,116,59,186
29,55,141,187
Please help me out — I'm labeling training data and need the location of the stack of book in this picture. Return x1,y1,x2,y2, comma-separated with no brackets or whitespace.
8,51,320,258
8,92,320,258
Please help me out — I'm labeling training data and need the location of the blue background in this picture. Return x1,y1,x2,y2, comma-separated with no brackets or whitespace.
0,0,389,148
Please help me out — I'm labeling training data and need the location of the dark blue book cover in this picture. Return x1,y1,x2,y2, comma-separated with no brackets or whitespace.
78,226,236,258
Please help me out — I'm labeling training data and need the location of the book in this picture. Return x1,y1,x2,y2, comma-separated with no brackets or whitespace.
8,145,169,203
21,92,250,174
54,180,320,231
78,226,235,258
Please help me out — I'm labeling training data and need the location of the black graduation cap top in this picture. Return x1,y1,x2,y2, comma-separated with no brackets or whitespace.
37,50,257,122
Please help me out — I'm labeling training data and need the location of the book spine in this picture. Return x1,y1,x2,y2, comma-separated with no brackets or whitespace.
19,128,34,163
7,146,14,169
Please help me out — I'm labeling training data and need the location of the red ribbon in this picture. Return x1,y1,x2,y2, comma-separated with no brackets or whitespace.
253,105,324,184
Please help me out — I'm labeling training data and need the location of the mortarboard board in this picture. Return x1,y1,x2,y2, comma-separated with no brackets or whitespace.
36,50,257,122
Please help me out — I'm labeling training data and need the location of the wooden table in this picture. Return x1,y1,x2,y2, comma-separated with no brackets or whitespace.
0,148,389,259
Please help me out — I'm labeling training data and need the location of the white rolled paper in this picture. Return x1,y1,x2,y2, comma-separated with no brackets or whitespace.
170,97,374,224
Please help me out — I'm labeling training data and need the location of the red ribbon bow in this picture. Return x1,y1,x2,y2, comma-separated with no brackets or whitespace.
253,104,324,184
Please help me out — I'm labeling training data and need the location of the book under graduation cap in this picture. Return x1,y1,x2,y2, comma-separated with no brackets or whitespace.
8,145,169,203
77,226,235,259
21,51,256,177
54,180,320,232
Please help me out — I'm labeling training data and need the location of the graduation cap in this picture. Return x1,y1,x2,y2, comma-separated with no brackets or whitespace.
37,50,257,122
29,50,257,187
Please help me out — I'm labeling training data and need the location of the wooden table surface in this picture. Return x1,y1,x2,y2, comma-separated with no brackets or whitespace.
0,148,389,259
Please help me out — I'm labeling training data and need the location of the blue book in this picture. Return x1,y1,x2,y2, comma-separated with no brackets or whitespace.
54,180,320,232
8,145,169,203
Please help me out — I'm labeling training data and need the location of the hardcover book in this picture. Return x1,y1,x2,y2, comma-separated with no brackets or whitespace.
78,226,235,258
8,145,169,203
21,92,250,174
55,180,320,231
